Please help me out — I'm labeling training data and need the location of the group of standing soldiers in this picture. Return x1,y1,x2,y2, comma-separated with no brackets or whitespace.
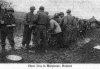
22,6,50,52
0,5,86,53
21,6,78,52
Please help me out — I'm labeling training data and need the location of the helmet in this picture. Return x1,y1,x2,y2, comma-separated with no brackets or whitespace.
59,12,64,15
67,9,71,13
7,8,14,12
45,11,49,15
39,6,44,10
30,6,35,10
54,13,59,18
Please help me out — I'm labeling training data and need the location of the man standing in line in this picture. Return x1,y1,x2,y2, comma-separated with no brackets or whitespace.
0,8,15,52
34,6,49,52
58,12,64,25
22,6,36,50
61,9,76,48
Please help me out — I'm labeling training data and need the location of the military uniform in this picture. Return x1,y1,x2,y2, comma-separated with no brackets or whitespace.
61,11,77,47
22,12,36,49
58,12,64,25
22,6,36,50
35,9,49,51
0,9,15,51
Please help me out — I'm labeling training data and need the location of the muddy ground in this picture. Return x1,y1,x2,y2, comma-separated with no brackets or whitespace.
1,28,100,63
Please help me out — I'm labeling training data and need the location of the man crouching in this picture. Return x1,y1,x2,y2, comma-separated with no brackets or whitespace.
48,13,62,49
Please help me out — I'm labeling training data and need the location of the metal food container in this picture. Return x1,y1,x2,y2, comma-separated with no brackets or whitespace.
6,55,23,63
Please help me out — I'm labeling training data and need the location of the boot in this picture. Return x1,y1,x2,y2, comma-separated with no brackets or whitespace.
26,44,30,50
21,44,26,49
0,46,7,62
1,45,6,53
11,45,15,50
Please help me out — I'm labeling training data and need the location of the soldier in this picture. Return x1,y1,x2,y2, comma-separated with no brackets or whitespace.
35,6,49,52
58,12,64,46
0,8,15,52
61,9,76,48
58,12,64,24
22,6,36,50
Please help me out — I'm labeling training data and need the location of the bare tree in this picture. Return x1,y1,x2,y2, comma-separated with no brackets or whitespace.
0,0,12,9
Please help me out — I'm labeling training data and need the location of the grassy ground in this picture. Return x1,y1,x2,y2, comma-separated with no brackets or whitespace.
1,28,100,63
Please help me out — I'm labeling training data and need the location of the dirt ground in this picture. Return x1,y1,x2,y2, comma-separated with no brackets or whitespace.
1,28,100,63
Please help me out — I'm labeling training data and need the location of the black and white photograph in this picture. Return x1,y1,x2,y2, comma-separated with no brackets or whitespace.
0,0,100,67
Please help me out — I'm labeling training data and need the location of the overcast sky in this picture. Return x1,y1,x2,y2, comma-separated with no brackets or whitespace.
6,0,100,20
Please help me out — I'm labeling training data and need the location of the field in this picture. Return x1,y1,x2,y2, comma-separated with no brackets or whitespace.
0,11,100,63
0,28,100,63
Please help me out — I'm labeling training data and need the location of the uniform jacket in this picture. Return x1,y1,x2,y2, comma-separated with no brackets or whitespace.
35,11,49,26
25,12,35,25
2,13,15,26
0,13,15,32
61,14,76,30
